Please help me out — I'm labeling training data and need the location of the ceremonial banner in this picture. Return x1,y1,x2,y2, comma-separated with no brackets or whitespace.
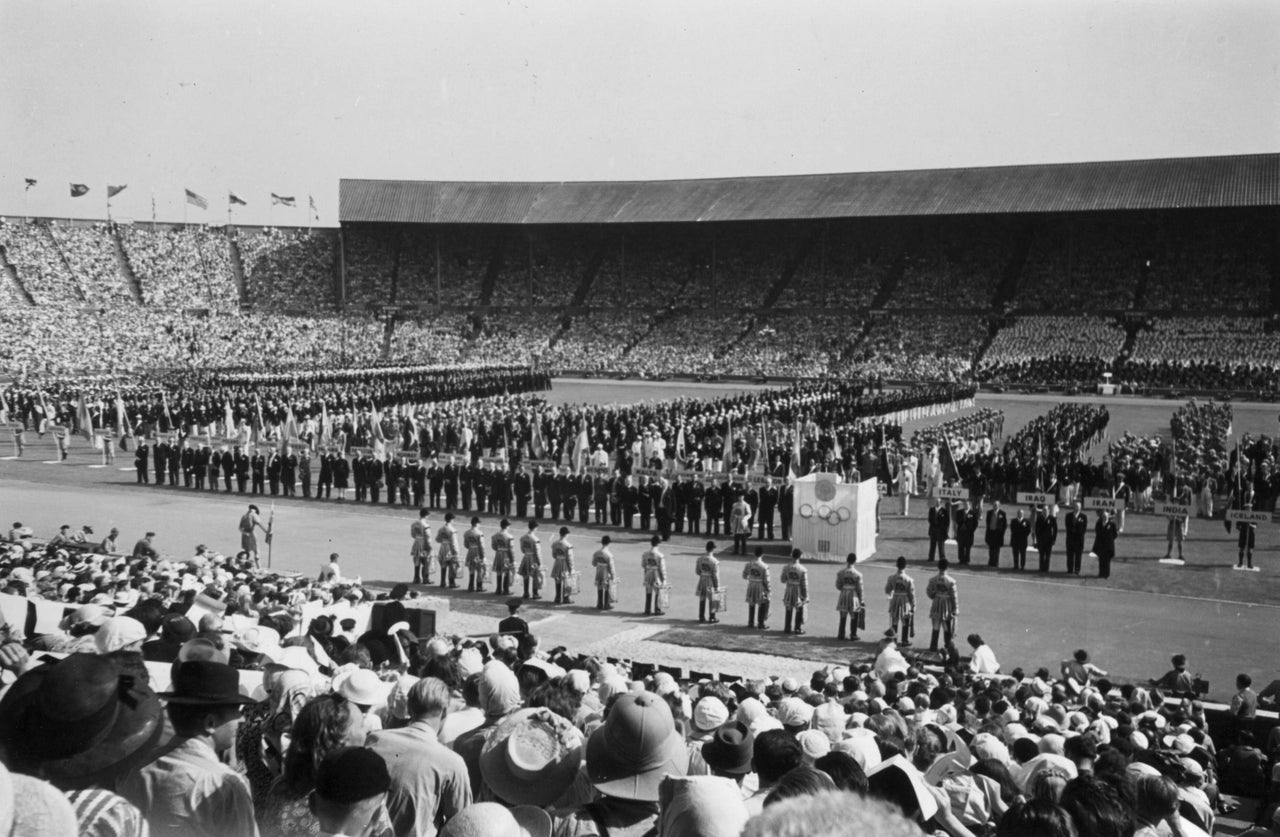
792,474,877,561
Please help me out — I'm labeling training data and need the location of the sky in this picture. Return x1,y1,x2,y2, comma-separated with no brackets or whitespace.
2,0,1276,226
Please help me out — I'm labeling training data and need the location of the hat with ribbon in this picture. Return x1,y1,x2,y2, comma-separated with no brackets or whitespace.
158,661,257,705
0,654,165,789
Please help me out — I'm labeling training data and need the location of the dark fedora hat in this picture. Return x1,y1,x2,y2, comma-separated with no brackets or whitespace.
700,720,754,775
0,654,164,790
158,660,258,705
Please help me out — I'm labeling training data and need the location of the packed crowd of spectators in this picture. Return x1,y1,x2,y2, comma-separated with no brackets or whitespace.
238,227,337,310
47,223,137,304
841,315,987,383
1015,220,1141,311
978,316,1127,387
467,312,561,367
1142,218,1271,312
622,312,747,377
889,221,1010,311
1119,318,1280,393
704,313,863,379
0,218,91,304
541,311,654,373
773,222,894,309
385,314,470,366
584,229,694,309
118,224,240,309
1,516,1276,837
488,231,588,308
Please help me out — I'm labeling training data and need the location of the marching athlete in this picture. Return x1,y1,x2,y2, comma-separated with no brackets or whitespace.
436,512,460,589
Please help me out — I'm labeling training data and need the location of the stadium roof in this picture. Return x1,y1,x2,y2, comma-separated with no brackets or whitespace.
340,153,1279,225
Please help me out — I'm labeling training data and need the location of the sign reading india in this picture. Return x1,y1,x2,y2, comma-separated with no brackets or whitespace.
1016,492,1050,505
1226,509,1271,525
1083,497,1126,511
934,486,967,500
1157,503,1191,517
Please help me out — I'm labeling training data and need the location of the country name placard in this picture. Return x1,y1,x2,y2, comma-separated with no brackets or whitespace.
1157,503,1191,517
1083,497,1126,511
1225,509,1270,525
934,486,967,500
1016,491,1050,505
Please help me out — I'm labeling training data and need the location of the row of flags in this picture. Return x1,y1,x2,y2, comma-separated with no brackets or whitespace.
24,180,318,218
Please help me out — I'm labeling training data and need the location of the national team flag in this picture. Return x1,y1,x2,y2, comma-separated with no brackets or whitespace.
531,420,546,459
831,430,842,469
24,178,36,191
114,390,129,437
185,189,208,210
107,184,128,198
674,425,686,464
571,423,589,473
76,393,94,442
756,420,769,475
224,400,235,438
789,418,801,479
320,402,331,447
69,183,89,198
229,192,247,206
271,193,296,206
721,420,734,473
309,195,318,219
281,406,299,453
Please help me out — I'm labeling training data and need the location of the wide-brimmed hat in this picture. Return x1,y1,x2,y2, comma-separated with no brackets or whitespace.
158,661,257,705
586,691,687,801
438,801,551,837
0,654,165,789
480,707,584,807
231,625,284,662
332,668,391,708
93,616,148,654
700,720,753,775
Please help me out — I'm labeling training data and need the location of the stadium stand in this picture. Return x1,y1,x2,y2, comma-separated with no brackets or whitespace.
238,227,336,309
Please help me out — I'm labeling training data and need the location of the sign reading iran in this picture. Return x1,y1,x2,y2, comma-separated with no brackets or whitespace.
1083,497,1126,511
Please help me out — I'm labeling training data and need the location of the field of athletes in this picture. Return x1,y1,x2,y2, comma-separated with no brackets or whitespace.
1,378,1276,700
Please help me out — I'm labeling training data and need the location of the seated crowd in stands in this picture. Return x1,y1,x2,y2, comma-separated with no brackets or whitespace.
979,316,1127,387
0,518,1278,837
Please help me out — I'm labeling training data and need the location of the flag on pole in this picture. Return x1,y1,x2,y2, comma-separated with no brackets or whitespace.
161,391,175,433
756,420,769,475
115,390,129,437
271,193,296,206
320,402,331,448
76,393,93,442
24,178,36,191
831,430,843,470
674,425,686,465
69,184,89,198
309,195,318,220
253,395,265,445
571,423,589,473
107,184,128,198
185,189,208,210
531,420,546,459
224,400,235,438
501,425,510,460
721,420,734,473
789,418,801,479
370,403,386,457
281,406,299,454
229,192,247,206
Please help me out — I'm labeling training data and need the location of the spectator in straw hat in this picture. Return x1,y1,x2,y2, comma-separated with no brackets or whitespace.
479,707,584,808
119,660,259,837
